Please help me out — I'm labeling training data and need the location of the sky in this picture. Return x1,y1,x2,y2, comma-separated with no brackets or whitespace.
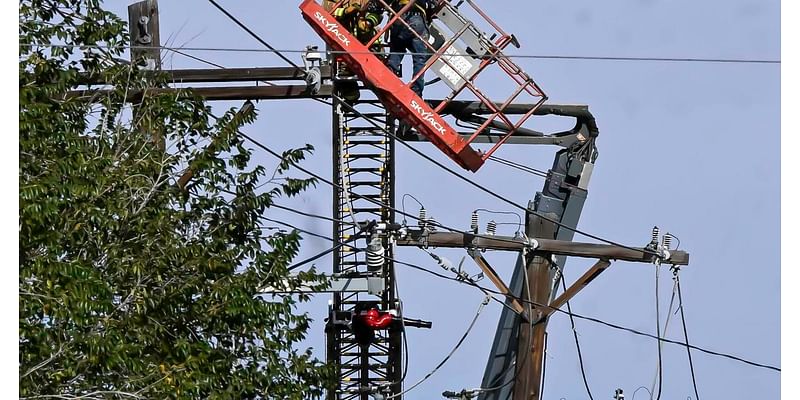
104,1,781,399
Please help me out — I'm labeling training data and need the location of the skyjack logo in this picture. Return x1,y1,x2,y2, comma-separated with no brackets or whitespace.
410,100,446,135
314,11,351,47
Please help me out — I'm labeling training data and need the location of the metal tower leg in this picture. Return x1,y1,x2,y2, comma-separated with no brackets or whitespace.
327,62,402,400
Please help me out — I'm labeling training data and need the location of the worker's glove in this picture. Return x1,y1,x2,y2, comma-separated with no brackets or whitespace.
357,18,373,32
344,5,359,15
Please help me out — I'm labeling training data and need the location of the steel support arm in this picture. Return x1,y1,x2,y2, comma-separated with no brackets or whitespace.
64,84,333,102
78,66,331,85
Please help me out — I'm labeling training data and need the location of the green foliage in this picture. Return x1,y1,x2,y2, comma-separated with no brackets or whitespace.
19,1,331,398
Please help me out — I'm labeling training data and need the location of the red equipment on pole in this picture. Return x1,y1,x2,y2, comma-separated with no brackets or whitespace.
359,308,394,329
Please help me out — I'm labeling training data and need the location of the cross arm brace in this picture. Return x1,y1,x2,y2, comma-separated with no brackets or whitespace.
531,259,611,324
468,249,527,318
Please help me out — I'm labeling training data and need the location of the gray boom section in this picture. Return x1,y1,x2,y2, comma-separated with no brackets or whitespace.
479,115,599,400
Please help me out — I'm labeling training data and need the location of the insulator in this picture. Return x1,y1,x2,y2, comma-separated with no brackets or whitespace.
662,234,672,250
418,208,427,229
486,220,497,236
651,226,660,245
470,211,479,233
366,237,384,271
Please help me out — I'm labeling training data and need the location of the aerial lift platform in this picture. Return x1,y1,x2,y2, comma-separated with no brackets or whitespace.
300,0,548,172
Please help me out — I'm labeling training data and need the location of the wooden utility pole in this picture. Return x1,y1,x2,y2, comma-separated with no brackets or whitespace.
513,214,557,400
128,0,160,70
127,0,162,150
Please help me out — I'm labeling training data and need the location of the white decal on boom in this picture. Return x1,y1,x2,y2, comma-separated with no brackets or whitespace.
410,100,446,135
314,11,351,47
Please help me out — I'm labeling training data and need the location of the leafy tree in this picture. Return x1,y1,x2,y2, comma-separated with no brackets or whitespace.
19,1,331,398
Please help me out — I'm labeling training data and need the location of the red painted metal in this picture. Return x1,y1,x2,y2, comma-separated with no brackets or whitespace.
359,308,394,329
301,0,549,171
300,0,484,171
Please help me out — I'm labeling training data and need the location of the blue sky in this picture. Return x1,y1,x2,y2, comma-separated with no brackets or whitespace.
104,1,781,398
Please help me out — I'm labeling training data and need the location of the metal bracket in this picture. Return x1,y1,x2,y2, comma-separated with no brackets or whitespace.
136,16,152,45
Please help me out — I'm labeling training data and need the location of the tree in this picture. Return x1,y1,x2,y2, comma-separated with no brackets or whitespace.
19,1,331,398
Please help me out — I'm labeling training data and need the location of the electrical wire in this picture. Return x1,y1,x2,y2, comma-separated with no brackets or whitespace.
631,386,654,400
20,43,782,65
561,276,595,400
474,208,523,234
261,216,335,243
271,203,356,226
257,198,778,375
210,129,772,378
331,93,663,257
253,213,782,375
651,274,679,399
386,295,491,399
393,259,781,372
237,126,534,251
654,265,664,400
206,0,303,70
190,13,779,379
675,268,701,400
401,193,425,226
284,222,372,272
390,263,411,388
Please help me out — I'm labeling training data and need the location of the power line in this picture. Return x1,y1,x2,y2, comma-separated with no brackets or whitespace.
205,0,302,70
260,216,335,243
675,268,701,400
20,43,782,65
387,295,491,399
653,265,666,400
252,211,782,375
194,6,779,379
332,94,663,257
561,276,595,400
271,203,355,226
394,259,781,373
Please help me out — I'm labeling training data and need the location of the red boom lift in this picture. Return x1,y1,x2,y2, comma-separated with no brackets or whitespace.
300,0,548,172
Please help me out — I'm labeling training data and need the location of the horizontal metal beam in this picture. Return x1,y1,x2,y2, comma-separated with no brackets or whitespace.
163,66,332,83
79,66,330,85
396,231,690,265
64,84,333,102
260,276,385,295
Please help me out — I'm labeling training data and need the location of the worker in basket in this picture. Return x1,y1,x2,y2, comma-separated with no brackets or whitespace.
333,1,385,54
387,0,435,98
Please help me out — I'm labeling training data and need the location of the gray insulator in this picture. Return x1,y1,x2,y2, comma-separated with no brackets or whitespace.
419,208,427,229
662,234,672,251
651,226,660,245
367,237,384,271
470,211,479,233
305,67,322,95
486,220,497,236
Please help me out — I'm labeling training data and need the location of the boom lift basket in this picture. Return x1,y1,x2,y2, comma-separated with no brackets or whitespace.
302,0,548,171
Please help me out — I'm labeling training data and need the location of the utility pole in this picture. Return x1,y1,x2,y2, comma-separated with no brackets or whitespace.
83,3,693,400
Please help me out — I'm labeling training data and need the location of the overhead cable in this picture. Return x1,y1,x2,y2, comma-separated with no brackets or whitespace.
331,93,662,257
206,0,303,70
675,268,701,400
386,295,491,399
21,43,782,65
